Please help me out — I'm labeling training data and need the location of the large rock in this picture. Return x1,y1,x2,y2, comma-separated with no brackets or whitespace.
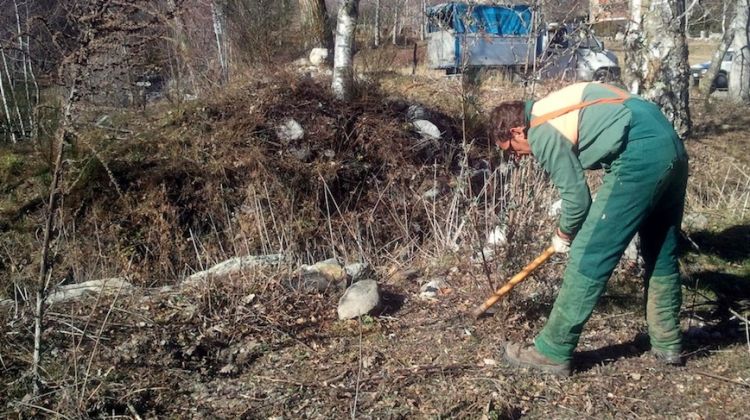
47,277,134,305
275,119,304,143
184,254,285,286
309,48,329,66
285,258,348,292
344,262,372,283
337,280,380,320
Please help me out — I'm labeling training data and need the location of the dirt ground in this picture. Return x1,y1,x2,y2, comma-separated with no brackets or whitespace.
1,63,749,418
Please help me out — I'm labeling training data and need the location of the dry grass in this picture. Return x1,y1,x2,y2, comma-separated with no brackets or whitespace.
2,61,750,418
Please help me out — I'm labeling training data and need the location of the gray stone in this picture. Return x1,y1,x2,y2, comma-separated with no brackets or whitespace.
422,186,441,200
309,48,329,66
284,271,339,292
486,225,507,247
284,258,348,292
46,277,133,305
413,119,441,140
548,199,562,217
184,254,285,286
275,119,304,143
344,262,372,283
419,277,447,299
623,233,641,261
683,213,708,230
289,145,312,161
406,104,430,121
337,280,380,320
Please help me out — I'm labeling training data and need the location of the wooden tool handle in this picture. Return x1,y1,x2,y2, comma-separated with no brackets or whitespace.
472,245,556,318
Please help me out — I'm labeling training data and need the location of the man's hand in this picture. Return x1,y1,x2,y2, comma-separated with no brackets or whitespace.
552,229,572,253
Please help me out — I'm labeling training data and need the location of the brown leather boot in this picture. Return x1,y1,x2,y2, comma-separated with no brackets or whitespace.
503,342,571,377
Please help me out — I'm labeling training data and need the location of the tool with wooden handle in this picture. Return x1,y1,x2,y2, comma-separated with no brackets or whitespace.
472,245,556,318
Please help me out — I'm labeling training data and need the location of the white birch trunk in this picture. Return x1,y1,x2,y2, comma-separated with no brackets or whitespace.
701,24,734,98
211,1,228,83
728,0,750,101
420,0,426,41
392,1,401,45
13,0,30,120
625,0,691,138
332,0,359,101
0,45,25,140
23,0,37,132
375,0,381,47
33,84,76,395
167,0,198,95
0,65,16,143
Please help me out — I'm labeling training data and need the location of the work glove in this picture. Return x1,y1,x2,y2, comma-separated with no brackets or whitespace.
552,229,572,254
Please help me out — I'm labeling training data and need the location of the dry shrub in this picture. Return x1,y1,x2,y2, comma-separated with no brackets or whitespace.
1,68,568,310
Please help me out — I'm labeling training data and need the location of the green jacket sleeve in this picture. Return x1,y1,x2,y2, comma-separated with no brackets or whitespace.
529,131,591,236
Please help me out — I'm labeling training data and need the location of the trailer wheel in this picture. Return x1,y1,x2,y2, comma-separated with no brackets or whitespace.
713,72,728,91
593,68,614,82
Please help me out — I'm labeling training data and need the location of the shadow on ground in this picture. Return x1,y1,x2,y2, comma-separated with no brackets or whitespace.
686,224,750,263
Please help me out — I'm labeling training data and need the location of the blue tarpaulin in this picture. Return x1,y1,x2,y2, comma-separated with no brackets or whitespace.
427,3,533,36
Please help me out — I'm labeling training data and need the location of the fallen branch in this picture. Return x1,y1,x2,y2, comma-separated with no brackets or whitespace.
728,308,750,355
695,370,750,389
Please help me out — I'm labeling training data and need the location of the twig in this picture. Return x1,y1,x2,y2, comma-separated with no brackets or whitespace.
127,402,143,420
695,370,750,389
15,401,73,419
351,318,363,420
728,308,750,355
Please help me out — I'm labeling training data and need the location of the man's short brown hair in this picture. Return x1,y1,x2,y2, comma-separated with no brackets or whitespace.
488,101,526,147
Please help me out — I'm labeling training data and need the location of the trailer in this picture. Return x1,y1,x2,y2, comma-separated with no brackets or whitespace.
426,2,620,82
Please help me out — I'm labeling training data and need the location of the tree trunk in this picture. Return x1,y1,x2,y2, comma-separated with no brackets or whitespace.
33,83,76,396
392,0,401,45
211,1,228,83
728,0,750,101
332,0,359,101
166,0,198,96
625,0,692,138
0,45,25,139
420,0,427,41
701,25,734,101
299,0,332,49
374,0,381,47
0,61,16,143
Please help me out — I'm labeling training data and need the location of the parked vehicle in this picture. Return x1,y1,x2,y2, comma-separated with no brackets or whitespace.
425,2,620,81
690,49,734,91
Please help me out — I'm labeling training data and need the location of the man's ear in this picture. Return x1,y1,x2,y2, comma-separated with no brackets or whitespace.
509,126,525,139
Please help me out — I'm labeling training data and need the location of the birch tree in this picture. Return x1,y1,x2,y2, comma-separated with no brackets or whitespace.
728,0,750,101
701,20,734,99
299,0,332,49
211,1,229,83
375,0,381,47
626,0,692,138
332,0,359,101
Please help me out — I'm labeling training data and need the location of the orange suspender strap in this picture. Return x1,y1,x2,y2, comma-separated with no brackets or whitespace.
529,84,631,129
